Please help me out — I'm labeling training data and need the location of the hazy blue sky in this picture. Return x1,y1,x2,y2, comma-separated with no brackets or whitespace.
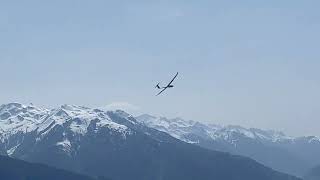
1,0,320,136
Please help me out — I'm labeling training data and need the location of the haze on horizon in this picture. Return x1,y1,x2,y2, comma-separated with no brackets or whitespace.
1,0,320,137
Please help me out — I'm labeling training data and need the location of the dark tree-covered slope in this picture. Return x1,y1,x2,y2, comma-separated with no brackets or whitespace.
305,165,320,180
0,155,110,180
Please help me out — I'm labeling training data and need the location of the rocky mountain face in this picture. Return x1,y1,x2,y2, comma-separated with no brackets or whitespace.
136,114,320,177
0,103,301,180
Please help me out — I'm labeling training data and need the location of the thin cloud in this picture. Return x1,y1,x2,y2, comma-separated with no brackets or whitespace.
104,102,141,115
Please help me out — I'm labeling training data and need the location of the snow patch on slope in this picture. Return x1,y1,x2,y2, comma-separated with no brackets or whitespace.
7,144,20,156
56,139,72,154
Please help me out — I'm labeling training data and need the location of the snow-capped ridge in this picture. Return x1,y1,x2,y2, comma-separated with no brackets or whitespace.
0,103,139,156
135,114,295,145
0,103,134,142
0,103,49,139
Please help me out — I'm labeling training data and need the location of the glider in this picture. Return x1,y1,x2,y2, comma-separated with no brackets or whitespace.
155,72,179,96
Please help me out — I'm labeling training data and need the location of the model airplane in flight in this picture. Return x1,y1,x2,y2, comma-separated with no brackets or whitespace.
155,72,179,96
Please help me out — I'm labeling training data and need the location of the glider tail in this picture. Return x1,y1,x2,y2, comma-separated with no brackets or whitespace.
155,83,161,89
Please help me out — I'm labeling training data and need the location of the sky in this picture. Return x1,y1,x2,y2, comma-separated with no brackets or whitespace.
1,0,320,136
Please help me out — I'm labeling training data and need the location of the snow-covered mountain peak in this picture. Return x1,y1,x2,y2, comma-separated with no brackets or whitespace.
0,103,48,120
307,136,320,143
135,114,294,145
56,104,101,119
294,136,320,144
0,103,49,139
0,103,139,156
37,105,133,137
0,103,134,142
136,114,199,143
138,114,196,128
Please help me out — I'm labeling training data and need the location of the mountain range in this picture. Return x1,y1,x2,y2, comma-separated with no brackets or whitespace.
136,114,320,177
0,103,303,180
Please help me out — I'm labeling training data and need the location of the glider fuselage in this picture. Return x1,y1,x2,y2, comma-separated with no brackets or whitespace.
155,72,179,96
